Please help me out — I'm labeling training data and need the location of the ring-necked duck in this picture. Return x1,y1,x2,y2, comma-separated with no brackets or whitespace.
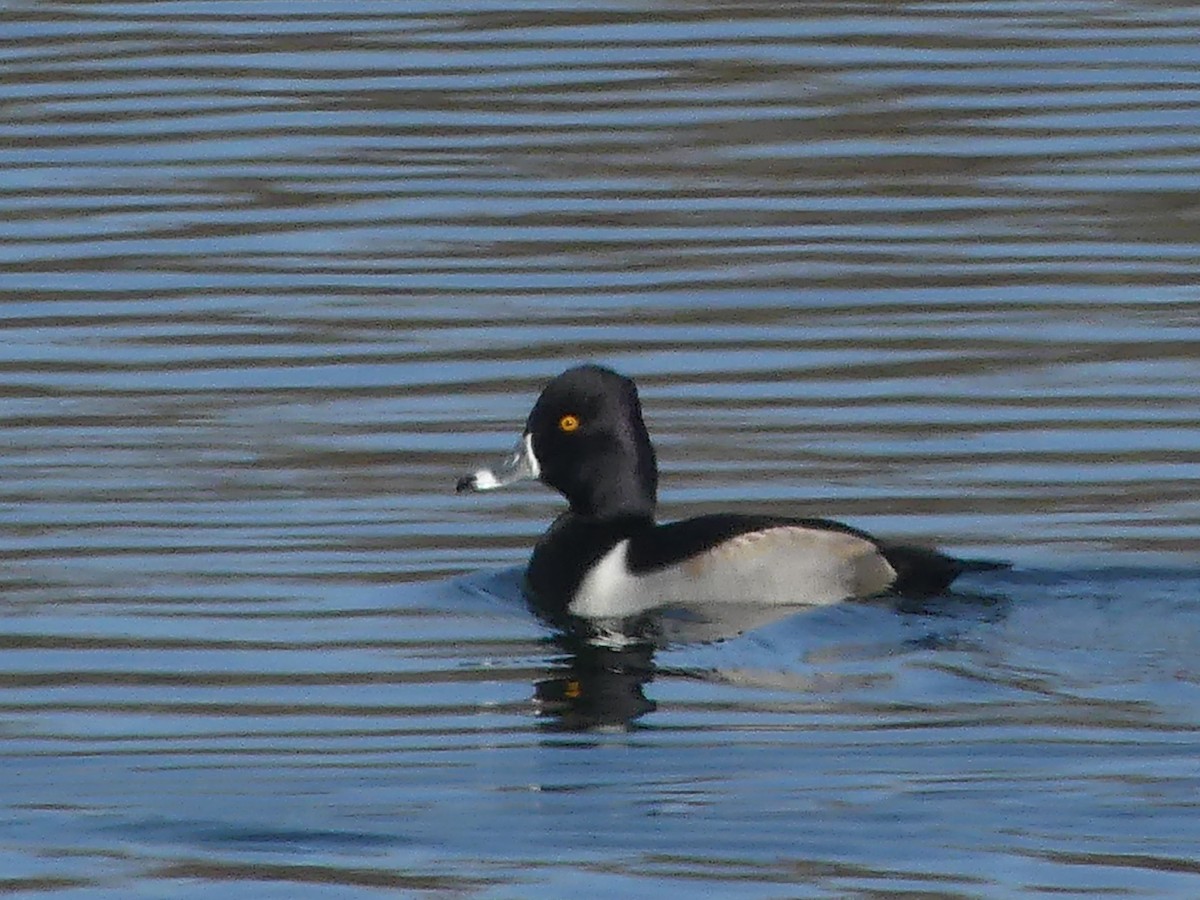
457,365,1005,620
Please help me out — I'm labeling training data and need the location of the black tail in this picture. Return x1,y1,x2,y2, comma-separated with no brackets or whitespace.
881,544,1009,598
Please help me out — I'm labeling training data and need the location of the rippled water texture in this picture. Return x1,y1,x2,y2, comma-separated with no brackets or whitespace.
2,1,1200,896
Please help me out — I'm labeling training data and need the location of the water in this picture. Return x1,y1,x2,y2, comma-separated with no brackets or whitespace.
2,0,1200,895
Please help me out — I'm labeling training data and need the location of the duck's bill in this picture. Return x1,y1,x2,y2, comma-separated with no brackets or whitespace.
455,434,540,493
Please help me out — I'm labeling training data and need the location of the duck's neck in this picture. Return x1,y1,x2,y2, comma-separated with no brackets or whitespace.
570,442,658,522
569,485,655,522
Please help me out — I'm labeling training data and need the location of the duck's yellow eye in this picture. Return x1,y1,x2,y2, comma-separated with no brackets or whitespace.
558,414,580,433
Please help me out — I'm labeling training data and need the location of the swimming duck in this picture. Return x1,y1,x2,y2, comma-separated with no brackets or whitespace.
457,365,1004,620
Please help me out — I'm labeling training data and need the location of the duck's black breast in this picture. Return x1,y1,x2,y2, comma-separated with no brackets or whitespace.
524,512,650,616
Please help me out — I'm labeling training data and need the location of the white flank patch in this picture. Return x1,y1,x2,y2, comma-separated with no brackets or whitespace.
567,526,897,619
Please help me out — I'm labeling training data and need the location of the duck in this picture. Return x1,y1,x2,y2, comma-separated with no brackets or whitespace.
456,364,1005,621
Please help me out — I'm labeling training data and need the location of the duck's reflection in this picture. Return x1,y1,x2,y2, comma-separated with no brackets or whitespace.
528,600,808,732
534,635,658,731
526,591,1012,732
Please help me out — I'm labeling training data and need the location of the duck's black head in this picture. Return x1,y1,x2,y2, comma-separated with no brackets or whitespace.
457,365,658,520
